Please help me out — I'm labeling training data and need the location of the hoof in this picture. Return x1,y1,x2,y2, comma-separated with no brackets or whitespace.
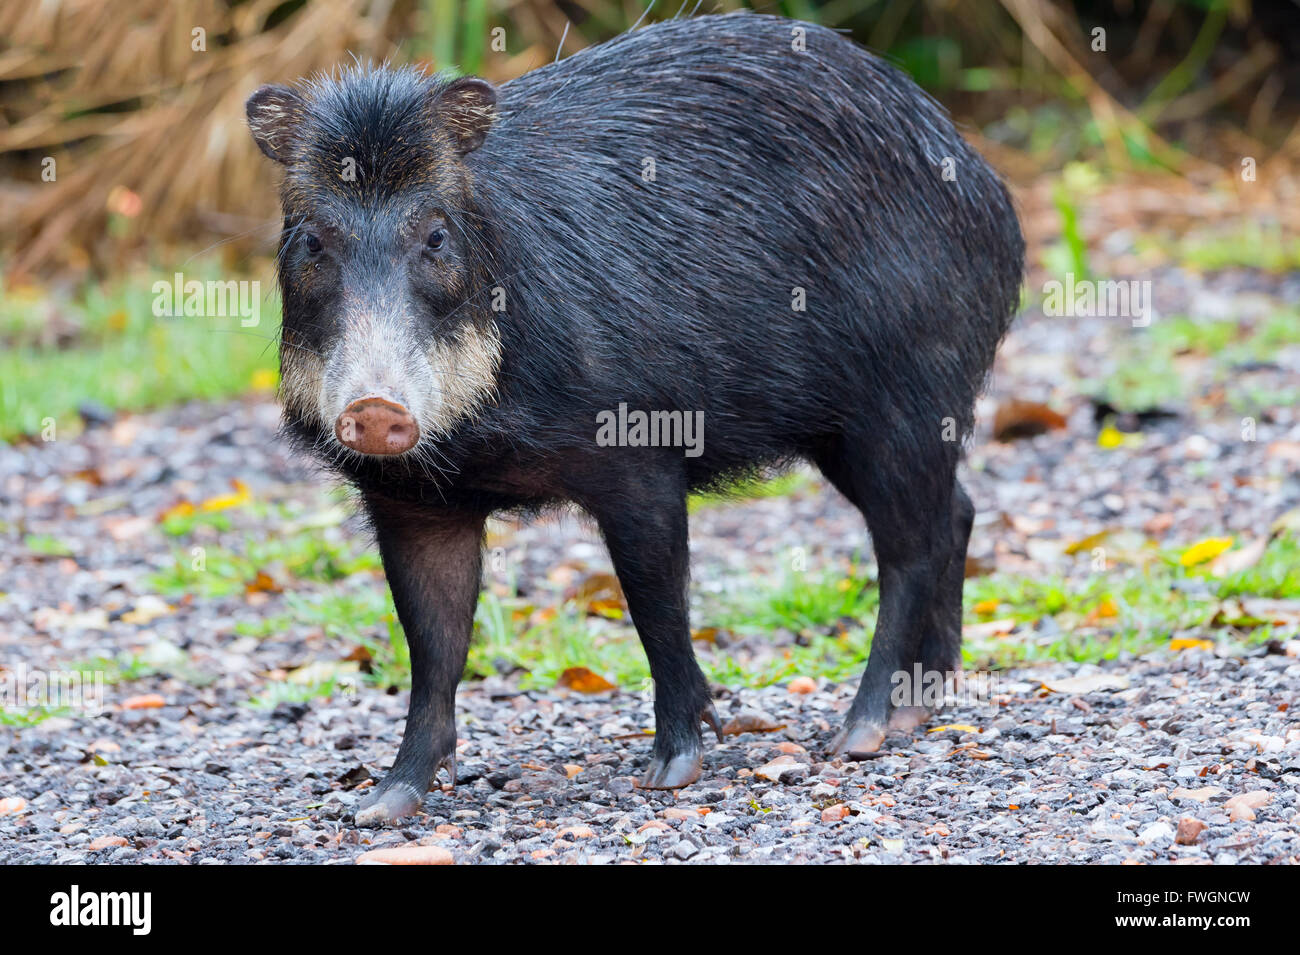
827,721,886,759
355,783,423,828
637,751,702,790
887,705,933,732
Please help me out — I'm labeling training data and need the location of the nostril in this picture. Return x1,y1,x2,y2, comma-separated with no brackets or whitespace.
334,397,419,455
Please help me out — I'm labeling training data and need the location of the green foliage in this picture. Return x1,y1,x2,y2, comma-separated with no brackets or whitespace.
0,271,280,442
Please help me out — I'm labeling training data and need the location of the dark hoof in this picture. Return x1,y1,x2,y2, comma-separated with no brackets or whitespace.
827,721,886,759
355,783,423,828
637,751,702,790
354,753,455,828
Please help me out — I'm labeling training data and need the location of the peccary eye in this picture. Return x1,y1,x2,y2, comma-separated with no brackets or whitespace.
303,232,323,256
425,228,448,253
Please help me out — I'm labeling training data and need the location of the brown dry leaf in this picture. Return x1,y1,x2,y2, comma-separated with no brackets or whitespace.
157,500,195,522
992,399,1068,441
1209,537,1267,577
691,627,720,644
120,595,172,625
556,666,616,694
1039,673,1130,694
1084,599,1119,625
121,694,166,710
720,710,787,736
245,570,283,595
962,618,1017,640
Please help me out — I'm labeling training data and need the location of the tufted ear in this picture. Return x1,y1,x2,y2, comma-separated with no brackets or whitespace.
246,84,306,164
432,77,497,155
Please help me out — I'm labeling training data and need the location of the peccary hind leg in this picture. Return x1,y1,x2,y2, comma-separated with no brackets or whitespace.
817,431,959,756
354,496,484,827
583,467,722,789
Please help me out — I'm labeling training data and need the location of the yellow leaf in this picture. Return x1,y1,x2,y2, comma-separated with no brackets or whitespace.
1180,537,1234,567
199,478,252,513
928,724,978,733
1097,424,1124,448
1170,637,1214,652
159,500,195,522
972,598,999,615
1064,529,1110,555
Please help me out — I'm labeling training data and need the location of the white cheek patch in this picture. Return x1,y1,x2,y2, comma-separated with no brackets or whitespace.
422,320,501,436
288,310,501,446
279,343,326,426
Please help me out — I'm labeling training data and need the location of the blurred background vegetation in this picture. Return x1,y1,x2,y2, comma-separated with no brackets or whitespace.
0,0,1297,436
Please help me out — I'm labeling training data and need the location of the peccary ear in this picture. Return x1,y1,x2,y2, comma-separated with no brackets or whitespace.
433,77,497,155
246,84,305,164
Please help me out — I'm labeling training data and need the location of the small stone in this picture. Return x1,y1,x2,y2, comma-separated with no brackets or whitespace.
1137,821,1173,845
88,836,129,851
1175,817,1207,845
1224,791,1270,822
787,677,817,695
821,804,850,823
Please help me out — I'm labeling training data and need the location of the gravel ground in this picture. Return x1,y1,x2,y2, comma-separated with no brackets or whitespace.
1,266,1298,864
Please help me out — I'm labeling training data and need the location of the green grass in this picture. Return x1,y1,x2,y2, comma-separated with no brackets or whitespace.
0,270,280,441
1145,222,1300,273
1094,309,1300,413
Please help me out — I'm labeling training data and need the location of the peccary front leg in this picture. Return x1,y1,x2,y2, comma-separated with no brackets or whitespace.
582,468,722,789
354,496,484,827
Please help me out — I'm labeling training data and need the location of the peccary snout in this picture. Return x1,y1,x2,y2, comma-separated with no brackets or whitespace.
335,396,419,455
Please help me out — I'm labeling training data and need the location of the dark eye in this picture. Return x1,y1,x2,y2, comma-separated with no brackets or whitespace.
425,227,448,253
303,232,322,256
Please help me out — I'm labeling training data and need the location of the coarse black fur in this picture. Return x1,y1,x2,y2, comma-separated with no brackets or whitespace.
250,11,1024,819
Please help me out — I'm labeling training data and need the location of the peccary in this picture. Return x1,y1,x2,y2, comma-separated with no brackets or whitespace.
246,11,1024,826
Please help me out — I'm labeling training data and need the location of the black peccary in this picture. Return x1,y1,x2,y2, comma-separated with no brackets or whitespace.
246,11,1024,826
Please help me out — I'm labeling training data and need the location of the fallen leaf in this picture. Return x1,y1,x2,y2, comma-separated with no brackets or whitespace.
357,846,453,865
928,724,978,733
787,676,817,695
1170,637,1214,652
1209,537,1267,577
199,478,252,513
972,598,1000,615
121,694,166,710
1097,423,1125,448
993,399,1067,441
557,666,616,694
1170,786,1224,803
120,595,172,625
1180,537,1234,567
720,710,786,735
1039,673,1130,694
962,618,1017,639
286,660,361,686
